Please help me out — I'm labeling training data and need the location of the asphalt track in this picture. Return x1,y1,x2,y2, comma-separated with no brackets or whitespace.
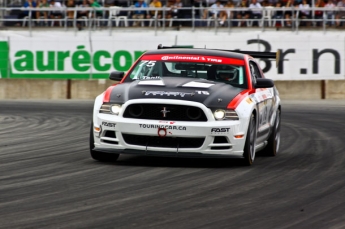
1,99,345,229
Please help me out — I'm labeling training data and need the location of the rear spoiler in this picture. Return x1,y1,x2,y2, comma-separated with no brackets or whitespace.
157,44,281,65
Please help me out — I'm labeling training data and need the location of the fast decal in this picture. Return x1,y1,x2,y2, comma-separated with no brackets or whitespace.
144,90,209,97
139,124,187,131
102,122,116,128
211,128,230,133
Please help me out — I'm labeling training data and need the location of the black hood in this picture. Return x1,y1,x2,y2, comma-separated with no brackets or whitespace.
109,77,244,109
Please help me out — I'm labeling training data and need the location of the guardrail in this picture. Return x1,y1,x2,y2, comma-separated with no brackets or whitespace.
0,6,344,35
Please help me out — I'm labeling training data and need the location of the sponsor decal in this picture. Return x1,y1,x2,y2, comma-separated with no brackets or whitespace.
139,124,187,131
161,55,222,63
102,121,116,128
144,90,209,97
182,82,214,88
159,121,176,124
246,98,253,104
1,37,344,80
211,128,230,133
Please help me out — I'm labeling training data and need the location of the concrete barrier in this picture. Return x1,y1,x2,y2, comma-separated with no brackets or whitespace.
0,79,344,100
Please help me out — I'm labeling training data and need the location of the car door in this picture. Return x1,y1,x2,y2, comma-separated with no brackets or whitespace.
249,60,274,143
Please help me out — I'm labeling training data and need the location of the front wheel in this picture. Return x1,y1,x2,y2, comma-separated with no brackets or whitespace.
90,122,119,162
243,114,257,166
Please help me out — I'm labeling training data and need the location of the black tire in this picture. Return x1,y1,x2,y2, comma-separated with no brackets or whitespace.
243,114,257,166
90,122,119,162
262,109,281,157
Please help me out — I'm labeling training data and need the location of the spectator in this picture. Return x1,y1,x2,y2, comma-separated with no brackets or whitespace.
223,0,235,25
203,0,226,25
77,0,89,18
298,0,311,26
147,0,162,20
314,0,324,26
49,0,63,26
89,0,103,18
36,0,49,25
168,0,184,26
284,0,298,27
249,0,262,26
324,0,336,26
19,0,37,24
171,0,183,18
66,0,76,20
272,1,284,27
236,0,251,26
132,0,148,26
335,0,345,27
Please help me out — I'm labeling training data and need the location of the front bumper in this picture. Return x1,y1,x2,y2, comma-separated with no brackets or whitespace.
93,115,247,158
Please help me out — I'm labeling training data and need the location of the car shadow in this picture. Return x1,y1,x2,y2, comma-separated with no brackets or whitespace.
94,155,249,168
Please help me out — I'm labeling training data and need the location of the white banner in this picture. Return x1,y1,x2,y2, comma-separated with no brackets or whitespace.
0,30,344,80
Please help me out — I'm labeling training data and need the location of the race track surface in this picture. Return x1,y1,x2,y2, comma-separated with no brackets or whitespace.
0,100,345,229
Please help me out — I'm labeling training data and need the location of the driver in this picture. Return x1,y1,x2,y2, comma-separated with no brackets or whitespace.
218,72,235,81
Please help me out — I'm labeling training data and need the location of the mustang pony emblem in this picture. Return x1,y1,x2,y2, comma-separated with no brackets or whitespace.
161,107,170,117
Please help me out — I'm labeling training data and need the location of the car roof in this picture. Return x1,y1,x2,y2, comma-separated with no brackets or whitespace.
144,48,247,60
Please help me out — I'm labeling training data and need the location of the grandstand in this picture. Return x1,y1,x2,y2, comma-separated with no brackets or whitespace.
0,0,344,32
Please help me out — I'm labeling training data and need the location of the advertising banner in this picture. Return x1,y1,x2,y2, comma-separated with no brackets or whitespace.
0,30,344,80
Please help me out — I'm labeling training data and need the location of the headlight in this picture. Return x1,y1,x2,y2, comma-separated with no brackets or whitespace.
111,105,122,115
214,109,226,120
213,109,239,120
99,104,122,115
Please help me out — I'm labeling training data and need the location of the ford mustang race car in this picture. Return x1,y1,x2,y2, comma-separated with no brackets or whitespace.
90,45,281,165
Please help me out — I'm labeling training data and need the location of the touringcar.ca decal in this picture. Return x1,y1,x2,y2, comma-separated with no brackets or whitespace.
139,124,187,131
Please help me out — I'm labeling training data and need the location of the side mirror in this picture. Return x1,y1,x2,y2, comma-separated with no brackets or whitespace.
255,78,274,88
109,71,125,81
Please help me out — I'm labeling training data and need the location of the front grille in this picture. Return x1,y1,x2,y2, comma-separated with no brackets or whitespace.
123,104,207,122
122,134,205,148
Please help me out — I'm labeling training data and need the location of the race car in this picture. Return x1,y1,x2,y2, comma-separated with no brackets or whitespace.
90,44,281,165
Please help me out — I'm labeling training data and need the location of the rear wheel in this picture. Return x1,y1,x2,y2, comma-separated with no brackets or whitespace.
90,122,119,162
243,114,257,166
262,109,281,156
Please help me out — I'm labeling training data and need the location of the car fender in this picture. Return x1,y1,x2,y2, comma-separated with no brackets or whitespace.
235,96,258,137
93,93,104,127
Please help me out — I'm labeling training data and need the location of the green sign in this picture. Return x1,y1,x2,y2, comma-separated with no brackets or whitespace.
0,41,145,79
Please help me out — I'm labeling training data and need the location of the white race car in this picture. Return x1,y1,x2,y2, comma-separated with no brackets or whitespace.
90,45,281,165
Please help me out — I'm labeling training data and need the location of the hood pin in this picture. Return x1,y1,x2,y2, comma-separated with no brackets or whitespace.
218,98,222,102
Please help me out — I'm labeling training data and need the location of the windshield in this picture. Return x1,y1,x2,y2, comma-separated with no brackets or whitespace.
125,60,248,89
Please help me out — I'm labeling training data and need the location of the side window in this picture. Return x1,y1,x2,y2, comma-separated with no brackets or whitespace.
249,62,257,85
249,60,263,86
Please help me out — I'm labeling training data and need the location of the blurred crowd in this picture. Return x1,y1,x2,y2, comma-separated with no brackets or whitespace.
11,0,345,28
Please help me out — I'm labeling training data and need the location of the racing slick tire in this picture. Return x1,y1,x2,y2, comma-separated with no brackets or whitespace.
89,122,119,162
243,114,257,166
262,109,281,157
